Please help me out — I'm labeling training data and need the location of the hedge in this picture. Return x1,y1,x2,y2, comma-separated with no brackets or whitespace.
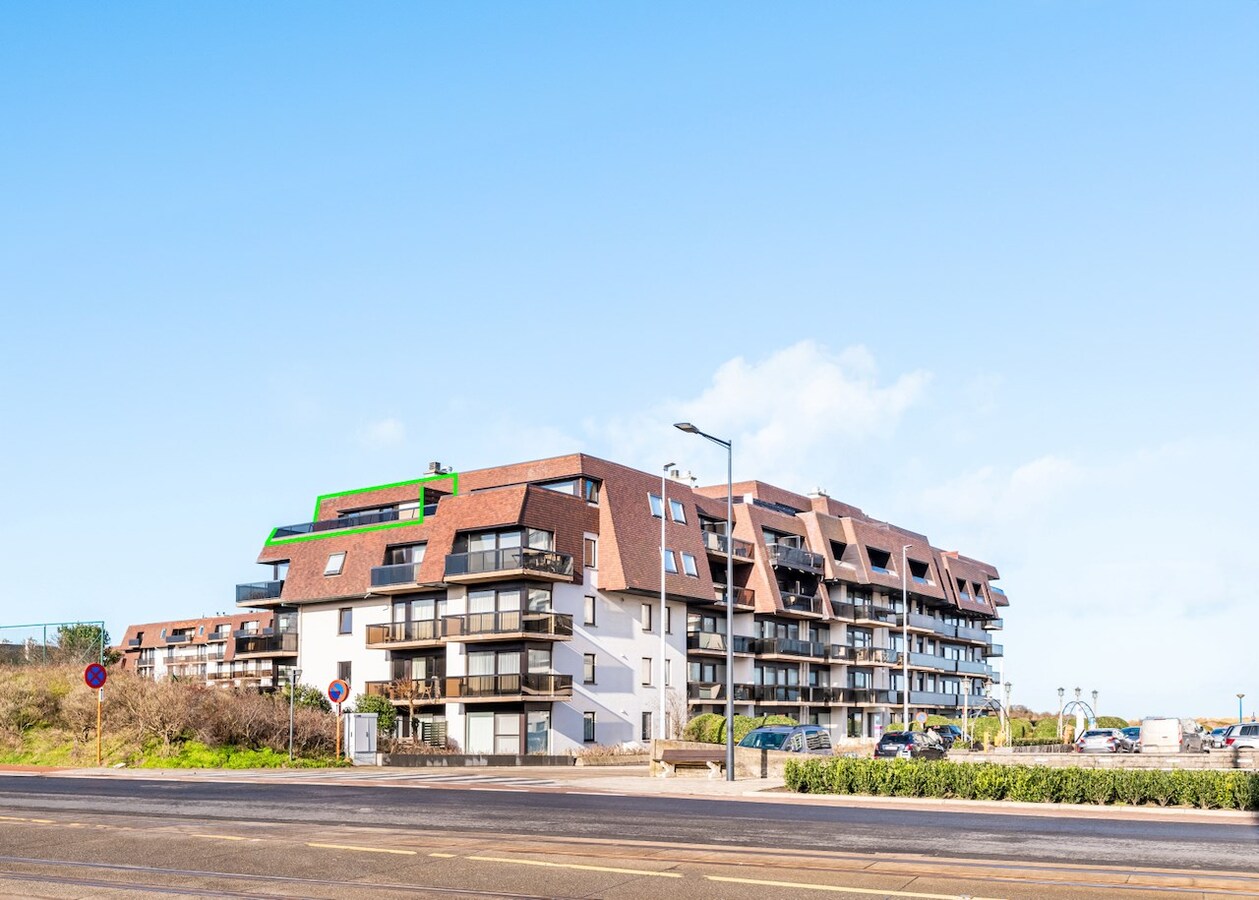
683,713,796,745
784,757,1259,810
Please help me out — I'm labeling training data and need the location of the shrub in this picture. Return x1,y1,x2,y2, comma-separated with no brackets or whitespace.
351,693,398,738
682,713,796,745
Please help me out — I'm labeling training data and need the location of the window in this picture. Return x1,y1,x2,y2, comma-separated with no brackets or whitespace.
338,661,352,684
583,711,595,743
665,659,672,686
640,603,652,632
584,479,600,504
584,537,597,569
680,552,698,577
641,711,652,742
668,498,686,523
324,552,346,576
583,653,596,684
641,657,653,686
909,559,931,584
397,501,420,520
584,595,596,626
665,605,673,634
648,493,663,517
867,547,891,574
386,543,426,565
338,608,352,634
663,550,678,575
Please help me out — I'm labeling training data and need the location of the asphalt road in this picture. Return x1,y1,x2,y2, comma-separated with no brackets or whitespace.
0,775,1253,900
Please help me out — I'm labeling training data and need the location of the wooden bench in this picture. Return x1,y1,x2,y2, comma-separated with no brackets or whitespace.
657,748,726,778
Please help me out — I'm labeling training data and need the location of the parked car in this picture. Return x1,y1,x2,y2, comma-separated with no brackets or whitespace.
1208,726,1232,749
1222,723,1259,751
1076,728,1126,753
738,725,833,754
926,724,964,749
1120,726,1142,753
1139,717,1207,753
874,731,946,760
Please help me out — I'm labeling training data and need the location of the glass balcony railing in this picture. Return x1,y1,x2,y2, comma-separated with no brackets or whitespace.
443,547,574,579
984,617,1004,630
750,637,827,658
370,563,423,587
365,620,441,646
701,531,755,559
987,643,1004,657
444,673,573,699
954,624,991,642
766,543,825,574
236,581,284,603
854,645,895,664
234,633,298,656
853,605,898,625
956,659,994,677
272,508,404,539
442,610,573,640
712,585,755,608
780,591,822,615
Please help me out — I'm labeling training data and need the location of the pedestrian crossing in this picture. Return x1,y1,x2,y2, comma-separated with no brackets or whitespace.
48,767,563,789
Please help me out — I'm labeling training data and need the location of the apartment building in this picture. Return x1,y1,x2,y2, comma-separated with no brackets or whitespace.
116,610,295,689
235,454,1007,754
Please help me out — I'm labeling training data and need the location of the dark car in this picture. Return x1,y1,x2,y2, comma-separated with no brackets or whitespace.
875,731,946,760
926,724,964,749
738,725,833,754
1120,726,1142,753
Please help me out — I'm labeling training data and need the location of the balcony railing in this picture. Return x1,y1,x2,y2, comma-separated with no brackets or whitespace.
443,547,574,580
987,643,1004,657
956,659,994,677
442,611,573,640
126,638,141,647
365,620,441,646
687,681,726,701
908,652,957,672
701,531,755,559
766,543,825,574
234,633,298,656
853,605,898,625
370,563,423,588
712,585,755,608
830,601,856,619
903,613,954,636
751,637,827,659
828,644,855,662
364,678,445,701
745,683,804,703
780,591,822,615
443,673,573,699
164,634,190,644
236,580,285,603
847,689,895,705
955,625,990,642
855,646,895,664
272,508,402,539
984,617,1004,630
803,686,844,704
909,691,960,708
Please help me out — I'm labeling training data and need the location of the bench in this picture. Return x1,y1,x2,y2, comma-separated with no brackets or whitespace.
657,748,726,778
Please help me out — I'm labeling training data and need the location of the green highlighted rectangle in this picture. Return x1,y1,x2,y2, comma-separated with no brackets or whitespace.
265,471,459,547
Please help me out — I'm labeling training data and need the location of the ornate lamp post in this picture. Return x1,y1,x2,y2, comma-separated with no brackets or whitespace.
1057,687,1065,740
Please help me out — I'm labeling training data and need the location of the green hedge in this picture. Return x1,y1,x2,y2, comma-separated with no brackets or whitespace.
784,757,1259,810
683,713,796,745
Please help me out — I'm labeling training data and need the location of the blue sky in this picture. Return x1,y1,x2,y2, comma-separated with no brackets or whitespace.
2,4,1255,717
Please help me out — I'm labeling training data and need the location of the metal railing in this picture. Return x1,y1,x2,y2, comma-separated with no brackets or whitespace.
847,689,895,704
956,659,994,677
985,617,1004,630
443,547,574,579
443,673,573,699
442,611,573,639
701,531,755,558
687,681,726,701
751,637,827,658
828,644,856,662
954,625,990,642
235,580,285,603
686,631,729,653
908,652,957,672
364,678,445,701
234,633,298,656
365,620,441,646
780,591,822,615
853,605,898,625
766,543,825,573
987,643,1004,657
712,585,755,607
855,646,895,664
272,508,402,539
745,683,803,703
370,563,423,587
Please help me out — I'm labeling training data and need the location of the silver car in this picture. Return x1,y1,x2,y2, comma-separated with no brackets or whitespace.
1223,723,1259,750
1075,728,1125,753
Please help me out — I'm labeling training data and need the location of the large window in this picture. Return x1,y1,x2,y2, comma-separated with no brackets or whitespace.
385,543,426,565
583,712,596,743
583,653,596,684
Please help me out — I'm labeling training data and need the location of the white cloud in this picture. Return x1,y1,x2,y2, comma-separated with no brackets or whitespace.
357,417,407,450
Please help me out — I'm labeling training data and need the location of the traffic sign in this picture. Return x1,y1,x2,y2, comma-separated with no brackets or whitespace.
914,712,928,724
84,663,108,689
328,679,349,704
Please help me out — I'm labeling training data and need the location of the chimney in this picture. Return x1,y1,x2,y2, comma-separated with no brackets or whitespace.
427,461,444,474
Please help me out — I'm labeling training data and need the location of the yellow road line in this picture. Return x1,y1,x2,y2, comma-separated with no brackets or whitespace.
307,842,416,855
429,852,457,858
704,875,1006,900
466,855,682,878
191,833,254,842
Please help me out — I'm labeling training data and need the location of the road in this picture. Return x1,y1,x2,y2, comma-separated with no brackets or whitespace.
0,771,1257,898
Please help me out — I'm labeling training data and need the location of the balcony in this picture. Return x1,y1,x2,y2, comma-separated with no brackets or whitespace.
164,634,191,644
272,508,403,539
830,601,856,620
766,543,824,574
780,591,823,616
712,585,755,609
234,632,298,658
745,684,804,703
987,643,1003,657
853,605,898,626
985,617,1004,630
908,652,957,673
364,678,445,702
687,682,726,702
955,624,990,643
828,644,855,662
751,637,827,659
909,691,960,708
701,531,755,560
443,673,573,702
903,613,954,636
205,631,229,643
956,659,994,677
236,580,285,604
848,689,895,705
443,547,574,583
854,646,895,665
126,638,141,647
686,632,755,654
803,686,844,704
442,611,573,642
365,620,442,649
370,563,424,589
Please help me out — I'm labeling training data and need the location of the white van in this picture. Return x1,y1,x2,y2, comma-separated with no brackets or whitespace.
1139,717,1206,753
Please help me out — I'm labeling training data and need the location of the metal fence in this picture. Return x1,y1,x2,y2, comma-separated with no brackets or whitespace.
0,620,107,667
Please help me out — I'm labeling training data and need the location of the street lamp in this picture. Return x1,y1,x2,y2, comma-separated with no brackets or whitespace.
675,422,734,782
1239,693,1246,725
1003,681,1013,743
659,462,675,741
960,676,972,743
288,667,303,760
901,544,912,731
1074,686,1081,702
1057,687,1065,740
1092,689,1099,720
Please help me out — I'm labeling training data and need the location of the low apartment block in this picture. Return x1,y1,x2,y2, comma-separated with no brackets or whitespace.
235,454,1007,754
116,611,296,689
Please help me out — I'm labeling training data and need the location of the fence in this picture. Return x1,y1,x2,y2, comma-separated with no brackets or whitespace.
0,620,108,667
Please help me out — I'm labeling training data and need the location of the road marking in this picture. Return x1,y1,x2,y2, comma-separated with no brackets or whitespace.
466,855,682,878
307,842,417,855
190,833,254,842
704,875,1005,899
429,852,457,858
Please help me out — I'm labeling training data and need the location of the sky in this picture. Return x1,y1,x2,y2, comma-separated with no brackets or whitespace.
1,3,1255,718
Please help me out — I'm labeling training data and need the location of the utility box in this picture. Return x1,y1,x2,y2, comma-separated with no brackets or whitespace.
344,713,379,766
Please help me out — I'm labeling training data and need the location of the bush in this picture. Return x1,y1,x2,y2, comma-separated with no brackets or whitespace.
783,757,1259,811
682,713,796,745
1096,716,1129,729
351,693,398,737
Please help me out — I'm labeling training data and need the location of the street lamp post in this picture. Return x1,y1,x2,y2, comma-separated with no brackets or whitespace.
659,462,674,741
1092,690,1099,722
1057,687,1065,740
675,422,734,782
288,667,303,760
961,676,971,744
901,544,912,731
1239,693,1246,725
1003,681,1013,743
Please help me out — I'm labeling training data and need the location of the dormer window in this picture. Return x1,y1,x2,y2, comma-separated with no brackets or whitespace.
955,577,971,599
539,478,601,504
324,552,347,576
648,494,664,518
668,498,686,523
830,541,850,565
867,547,892,574
909,559,932,585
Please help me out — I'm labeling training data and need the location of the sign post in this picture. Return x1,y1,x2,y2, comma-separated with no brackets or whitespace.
83,663,108,766
327,679,349,760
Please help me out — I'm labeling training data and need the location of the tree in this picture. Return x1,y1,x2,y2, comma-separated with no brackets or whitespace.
280,683,331,712
352,693,397,738
55,624,118,665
